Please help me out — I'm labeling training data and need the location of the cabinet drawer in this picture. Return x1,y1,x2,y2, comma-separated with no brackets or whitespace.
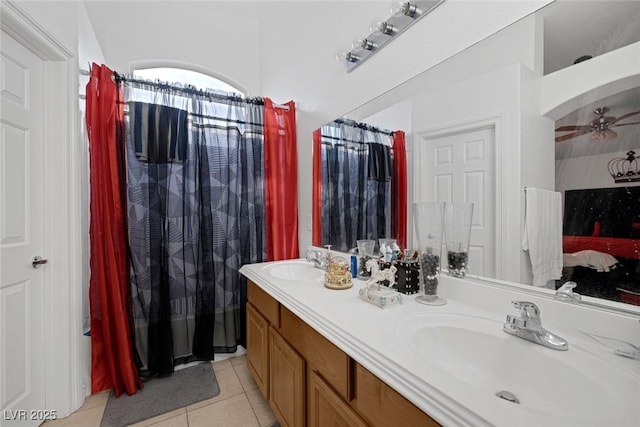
352,363,440,427
279,306,351,401
247,280,280,327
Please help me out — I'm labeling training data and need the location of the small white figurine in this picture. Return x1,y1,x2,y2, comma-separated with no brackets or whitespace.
365,258,379,275
367,264,397,289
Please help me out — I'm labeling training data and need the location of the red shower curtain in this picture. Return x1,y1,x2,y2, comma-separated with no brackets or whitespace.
86,63,141,396
392,130,408,249
264,99,299,260
312,129,322,246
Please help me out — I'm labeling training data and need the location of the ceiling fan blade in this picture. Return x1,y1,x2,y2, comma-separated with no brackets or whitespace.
555,125,591,132
610,111,640,124
612,121,640,127
555,129,591,142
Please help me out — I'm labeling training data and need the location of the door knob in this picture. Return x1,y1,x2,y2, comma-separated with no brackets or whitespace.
32,256,48,268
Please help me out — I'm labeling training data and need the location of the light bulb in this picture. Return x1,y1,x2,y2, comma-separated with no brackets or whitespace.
370,18,397,36
352,37,378,51
391,1,420,18
336,51,361,63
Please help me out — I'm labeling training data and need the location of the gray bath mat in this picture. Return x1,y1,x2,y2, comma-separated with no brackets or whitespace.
100,362,220,427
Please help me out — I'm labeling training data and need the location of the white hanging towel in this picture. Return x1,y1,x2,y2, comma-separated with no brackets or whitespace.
522,187,563,287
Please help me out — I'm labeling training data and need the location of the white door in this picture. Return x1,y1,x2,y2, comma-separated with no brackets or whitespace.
1,30,46,427
417,126,495,277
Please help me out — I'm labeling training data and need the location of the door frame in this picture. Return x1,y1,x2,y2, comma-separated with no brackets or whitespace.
413,115,505,280
2,1,84,417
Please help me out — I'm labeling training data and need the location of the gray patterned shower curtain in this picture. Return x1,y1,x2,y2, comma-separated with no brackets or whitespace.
319,120,392,252
121,80,266,375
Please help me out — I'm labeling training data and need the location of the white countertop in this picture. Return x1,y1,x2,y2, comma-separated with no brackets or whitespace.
240,259,640,427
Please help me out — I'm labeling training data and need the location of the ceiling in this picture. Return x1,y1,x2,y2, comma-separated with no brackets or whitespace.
542,1,640,159
82,1,639,158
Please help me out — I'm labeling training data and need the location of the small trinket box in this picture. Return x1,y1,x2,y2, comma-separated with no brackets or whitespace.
358,284,402,308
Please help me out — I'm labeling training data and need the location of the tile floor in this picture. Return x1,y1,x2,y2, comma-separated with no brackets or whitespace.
43,355,278,427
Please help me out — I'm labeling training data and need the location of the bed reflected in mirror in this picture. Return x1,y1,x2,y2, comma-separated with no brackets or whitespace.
557,145,640,304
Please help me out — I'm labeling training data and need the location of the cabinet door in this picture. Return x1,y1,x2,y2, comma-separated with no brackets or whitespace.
308,370,368,427
247,303,270,398
270,326,305,427
352,363,440,427
280,306,351,400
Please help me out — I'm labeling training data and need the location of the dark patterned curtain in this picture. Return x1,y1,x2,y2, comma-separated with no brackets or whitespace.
319,120,392,252
121,80,266,375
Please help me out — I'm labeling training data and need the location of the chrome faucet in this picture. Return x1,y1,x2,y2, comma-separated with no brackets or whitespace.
555,281,582,303
306,249,327,270
503,301,568,351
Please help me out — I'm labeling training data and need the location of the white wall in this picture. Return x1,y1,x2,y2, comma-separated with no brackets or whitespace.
363,99,413,134
83,1,263,94
16,1,78,49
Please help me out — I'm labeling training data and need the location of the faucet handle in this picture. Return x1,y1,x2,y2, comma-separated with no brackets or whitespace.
511,301,540,321
306,249,322,260
555,281,582,302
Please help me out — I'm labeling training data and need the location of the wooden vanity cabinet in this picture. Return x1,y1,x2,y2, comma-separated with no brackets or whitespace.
246,280,440,427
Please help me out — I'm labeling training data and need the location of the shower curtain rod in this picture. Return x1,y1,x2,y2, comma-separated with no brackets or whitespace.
114,72,262,105
333,117,394,136
111,72,290,111
81,68,290,110
320,135,395,147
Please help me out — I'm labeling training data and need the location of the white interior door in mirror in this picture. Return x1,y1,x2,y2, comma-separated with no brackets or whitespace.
416,127,495,277
0,30,46,426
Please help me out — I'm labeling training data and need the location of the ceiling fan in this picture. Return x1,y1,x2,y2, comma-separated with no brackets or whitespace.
555,106,640,142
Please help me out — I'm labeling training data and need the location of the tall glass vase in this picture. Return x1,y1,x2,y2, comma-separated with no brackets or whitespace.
413,202,446,306
444,202,474,277
356,239,375,279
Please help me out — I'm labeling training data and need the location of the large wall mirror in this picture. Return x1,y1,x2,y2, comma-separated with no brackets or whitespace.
313,1,640,309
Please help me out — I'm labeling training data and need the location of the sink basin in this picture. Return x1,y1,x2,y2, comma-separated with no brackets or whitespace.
395,313,639,425
263,260,324,281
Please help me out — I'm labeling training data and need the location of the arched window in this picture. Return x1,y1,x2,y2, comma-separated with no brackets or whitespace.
132,67,243,96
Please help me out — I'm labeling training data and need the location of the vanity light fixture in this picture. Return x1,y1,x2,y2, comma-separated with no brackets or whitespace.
337,1,446,72
607,150,640,183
